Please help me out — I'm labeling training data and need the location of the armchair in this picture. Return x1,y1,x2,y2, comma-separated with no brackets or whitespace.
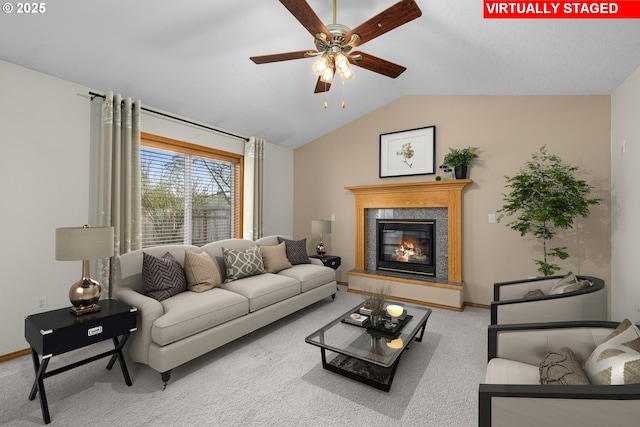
479,321,640,427
491,275,607,325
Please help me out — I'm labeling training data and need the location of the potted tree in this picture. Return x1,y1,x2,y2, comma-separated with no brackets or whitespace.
443,146,479,179
497,146,601,276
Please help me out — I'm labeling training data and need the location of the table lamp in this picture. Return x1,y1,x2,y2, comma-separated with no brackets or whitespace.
311,219,331,258
56,225,114,315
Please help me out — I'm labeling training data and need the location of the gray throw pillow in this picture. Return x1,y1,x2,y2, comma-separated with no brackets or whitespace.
142,252,186,301
524,289,545,299
222,245,266,282
539,347,591,385
277,237,311,265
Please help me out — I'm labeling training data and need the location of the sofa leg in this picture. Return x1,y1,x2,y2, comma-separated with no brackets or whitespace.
161,370,172,390
331,293,336,300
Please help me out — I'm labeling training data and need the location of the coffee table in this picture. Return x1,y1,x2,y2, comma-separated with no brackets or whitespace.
305,302,432,392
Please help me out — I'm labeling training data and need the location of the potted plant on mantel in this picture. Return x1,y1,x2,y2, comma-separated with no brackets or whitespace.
497,146,601,276
443,146,479,179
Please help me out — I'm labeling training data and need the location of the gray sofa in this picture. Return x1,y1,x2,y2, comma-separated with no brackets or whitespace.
491,275,607,325
479,321,640,427
114,235,337,387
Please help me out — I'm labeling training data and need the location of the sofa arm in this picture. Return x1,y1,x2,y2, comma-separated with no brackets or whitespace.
488,321,618,365
479,383,640,427
114,287,164,365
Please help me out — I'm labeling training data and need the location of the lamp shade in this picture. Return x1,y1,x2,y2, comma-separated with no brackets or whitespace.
311,220,331,235
56,225,114,261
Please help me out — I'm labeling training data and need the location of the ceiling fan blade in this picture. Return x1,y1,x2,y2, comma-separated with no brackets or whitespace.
250,50,316,64
350,52,406,78
280,0,332,41
314,77,332,93
345,0,422,46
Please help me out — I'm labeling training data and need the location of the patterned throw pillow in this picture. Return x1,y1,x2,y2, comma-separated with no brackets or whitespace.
584,319,640,385
549,272,579,294
222,245,266,282
524,289,545,299
183,251,221,293
277,237,311,265
539,347,591,385
142,252,186,301
260,242,292,273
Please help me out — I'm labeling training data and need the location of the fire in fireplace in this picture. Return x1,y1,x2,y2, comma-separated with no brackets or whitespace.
376,219,435,276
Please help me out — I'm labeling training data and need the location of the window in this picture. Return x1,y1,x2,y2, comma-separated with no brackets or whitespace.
140,133,243,247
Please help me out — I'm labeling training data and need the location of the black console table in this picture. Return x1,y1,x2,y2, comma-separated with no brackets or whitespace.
24,299,137,424
309,255,341,270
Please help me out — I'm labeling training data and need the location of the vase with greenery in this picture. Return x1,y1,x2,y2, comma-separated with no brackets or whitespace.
497,146,601,276
362,284,390,327
443,146,479,179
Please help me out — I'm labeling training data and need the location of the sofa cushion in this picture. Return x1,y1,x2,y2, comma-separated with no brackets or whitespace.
277,237,311,265
260,242,292,273
222,245,266,282
183,250,222,292
152,288,249,346
539,347,591,385
584,319,640,385
277,264,335,292
221,273,300,312
142,252,186,302
485,358,541,384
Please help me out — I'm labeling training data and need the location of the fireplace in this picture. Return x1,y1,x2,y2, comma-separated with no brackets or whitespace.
376,219,435,276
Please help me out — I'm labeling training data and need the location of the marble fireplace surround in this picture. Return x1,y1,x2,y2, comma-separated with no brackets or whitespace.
345,180,472,310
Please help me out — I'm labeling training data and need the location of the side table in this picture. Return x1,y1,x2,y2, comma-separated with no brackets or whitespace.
309,254,341,270
24,299,137,424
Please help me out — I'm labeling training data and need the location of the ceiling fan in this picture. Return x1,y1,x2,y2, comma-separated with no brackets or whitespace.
250,0,422,94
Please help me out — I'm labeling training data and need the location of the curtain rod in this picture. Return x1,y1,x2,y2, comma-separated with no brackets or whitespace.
89,91,249,142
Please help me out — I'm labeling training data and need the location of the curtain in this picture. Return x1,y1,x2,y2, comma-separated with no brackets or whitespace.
97,91,142,298
243,137,264,240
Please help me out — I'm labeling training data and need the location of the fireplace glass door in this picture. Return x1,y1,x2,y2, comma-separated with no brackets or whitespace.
376,219,435,276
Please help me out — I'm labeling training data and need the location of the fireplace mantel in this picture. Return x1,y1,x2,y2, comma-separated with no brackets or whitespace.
346,180,472,282
345,180,472,310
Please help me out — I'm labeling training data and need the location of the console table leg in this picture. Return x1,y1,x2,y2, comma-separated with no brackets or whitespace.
28,349,51,424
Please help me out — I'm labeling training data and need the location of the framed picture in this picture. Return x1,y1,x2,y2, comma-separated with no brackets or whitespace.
379,126,436,178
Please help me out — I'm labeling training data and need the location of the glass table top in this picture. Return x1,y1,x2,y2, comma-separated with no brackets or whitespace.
305,302,432,368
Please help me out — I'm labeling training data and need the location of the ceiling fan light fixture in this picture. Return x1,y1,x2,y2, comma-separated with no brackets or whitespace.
320,62,334,83
312,54,330,77
334,52,354,81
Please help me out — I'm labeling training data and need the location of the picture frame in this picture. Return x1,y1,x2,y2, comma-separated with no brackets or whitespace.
379,126,436,178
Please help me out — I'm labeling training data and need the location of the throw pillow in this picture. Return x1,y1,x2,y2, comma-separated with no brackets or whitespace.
260,242,292,273
142,252,186,302
524,289,545,298
539,347,591,385
222,245,266,282
549,272,579,295
277,237,311,265
583,319,640,385
183,251,221,293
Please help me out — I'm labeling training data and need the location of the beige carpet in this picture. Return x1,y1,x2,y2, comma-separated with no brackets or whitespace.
0,286,489,426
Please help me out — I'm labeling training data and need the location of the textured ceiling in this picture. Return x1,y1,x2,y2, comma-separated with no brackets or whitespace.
2,0,639,148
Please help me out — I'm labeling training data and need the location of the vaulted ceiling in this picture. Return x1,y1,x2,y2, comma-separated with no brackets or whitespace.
2,0,639,148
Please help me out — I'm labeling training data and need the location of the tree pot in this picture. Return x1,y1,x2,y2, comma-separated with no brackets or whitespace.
454,166,468,179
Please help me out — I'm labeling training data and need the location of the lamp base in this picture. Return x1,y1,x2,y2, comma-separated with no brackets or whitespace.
316,242,326,258
70,303,101,316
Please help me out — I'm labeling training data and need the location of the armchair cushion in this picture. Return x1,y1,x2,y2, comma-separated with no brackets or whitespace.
539,347,591,385
584,319,640,385
548,271,579,294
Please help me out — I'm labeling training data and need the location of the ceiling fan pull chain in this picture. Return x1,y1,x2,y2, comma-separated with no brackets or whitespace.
342,80,346,109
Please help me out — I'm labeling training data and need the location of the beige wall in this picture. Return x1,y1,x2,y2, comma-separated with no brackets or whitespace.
294,96,611,306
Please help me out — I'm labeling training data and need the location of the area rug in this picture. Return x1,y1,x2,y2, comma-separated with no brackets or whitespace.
302,331,442,420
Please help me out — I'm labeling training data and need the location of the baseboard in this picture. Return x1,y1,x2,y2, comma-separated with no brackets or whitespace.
0,348,30,363
464,301,490,310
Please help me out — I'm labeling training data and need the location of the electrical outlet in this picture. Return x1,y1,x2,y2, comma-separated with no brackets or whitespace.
488,213,496,223
37,297,47,310
331,213,336,221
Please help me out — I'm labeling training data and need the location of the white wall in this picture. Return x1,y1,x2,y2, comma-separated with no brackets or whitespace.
611,66,640,323
0,60,293,355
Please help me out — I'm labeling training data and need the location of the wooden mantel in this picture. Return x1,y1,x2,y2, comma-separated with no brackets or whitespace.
345,180,472,283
